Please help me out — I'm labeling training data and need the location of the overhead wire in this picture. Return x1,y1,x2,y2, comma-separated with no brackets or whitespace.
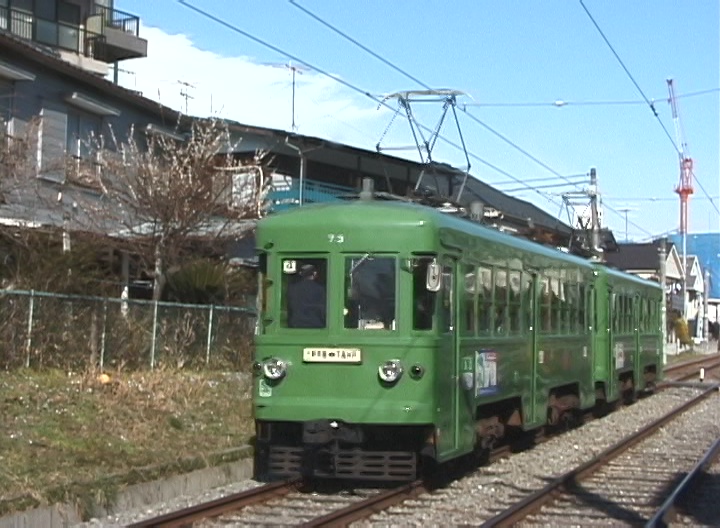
579,0,719,218
177,0,571,214
462,87,719,108
287,0,655,237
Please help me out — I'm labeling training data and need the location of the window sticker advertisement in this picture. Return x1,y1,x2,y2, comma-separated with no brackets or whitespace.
475,349,499,397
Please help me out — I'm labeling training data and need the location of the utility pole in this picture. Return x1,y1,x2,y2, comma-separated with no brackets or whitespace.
659,238,667,365
561,167,603,259
589,168,601,261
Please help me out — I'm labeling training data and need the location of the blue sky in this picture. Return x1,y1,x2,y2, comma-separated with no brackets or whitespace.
115,0,719,241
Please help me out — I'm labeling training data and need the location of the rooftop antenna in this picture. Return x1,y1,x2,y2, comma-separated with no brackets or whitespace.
264,61,309,131
616,206,637,242
177,79,196,115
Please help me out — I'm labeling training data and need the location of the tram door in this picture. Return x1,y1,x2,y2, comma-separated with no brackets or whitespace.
436,256,459,457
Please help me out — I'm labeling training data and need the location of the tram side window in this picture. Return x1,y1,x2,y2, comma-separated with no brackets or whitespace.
477,265,493,334
494,269,508,335
345,256,397,330
540,276,552,333
508,270,522,334
638,298,647,332
558,280,570,334
578,284,587,333
624,296,632,333
281,257,327,329
413,259,436,330
462,264,476,335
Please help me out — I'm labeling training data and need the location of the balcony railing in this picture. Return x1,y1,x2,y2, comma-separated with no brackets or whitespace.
267,178,354,213
91,4,140,37
0,6,104,59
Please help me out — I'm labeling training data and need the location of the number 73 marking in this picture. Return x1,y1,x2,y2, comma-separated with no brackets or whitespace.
328,234,345,243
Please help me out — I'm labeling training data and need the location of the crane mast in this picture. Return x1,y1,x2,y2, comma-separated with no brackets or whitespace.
667,78,693,321
667,78,694,234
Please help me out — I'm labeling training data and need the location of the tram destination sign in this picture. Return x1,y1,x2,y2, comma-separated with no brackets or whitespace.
303,347,362,363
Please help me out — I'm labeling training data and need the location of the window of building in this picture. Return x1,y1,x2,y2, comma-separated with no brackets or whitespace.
66,109,101,159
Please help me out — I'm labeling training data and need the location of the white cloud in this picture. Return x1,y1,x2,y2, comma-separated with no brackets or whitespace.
114,26,389,149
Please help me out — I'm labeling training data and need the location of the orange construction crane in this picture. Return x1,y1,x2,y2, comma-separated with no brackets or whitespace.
667,78,694,235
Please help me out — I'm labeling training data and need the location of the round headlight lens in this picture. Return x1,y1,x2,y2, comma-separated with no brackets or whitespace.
378,360,403,383
262,358,287,380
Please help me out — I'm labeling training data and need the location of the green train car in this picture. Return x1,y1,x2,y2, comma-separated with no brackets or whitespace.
252,197,663,481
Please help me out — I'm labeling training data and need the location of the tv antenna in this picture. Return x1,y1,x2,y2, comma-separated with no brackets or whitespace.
265,61,309,131
177,80,196,114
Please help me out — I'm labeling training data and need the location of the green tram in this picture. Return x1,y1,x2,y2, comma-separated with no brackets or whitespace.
253,197,663,481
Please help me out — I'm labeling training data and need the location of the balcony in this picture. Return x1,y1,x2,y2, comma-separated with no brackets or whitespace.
86,4,147,62
266,178,355,213
0,3,145,66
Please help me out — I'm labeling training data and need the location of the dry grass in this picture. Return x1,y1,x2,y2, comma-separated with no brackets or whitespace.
0,369,254,516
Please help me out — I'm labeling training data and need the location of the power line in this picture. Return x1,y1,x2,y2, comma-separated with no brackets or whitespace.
177,0,565,210
579,0,679,151
607,195,720,202
287,0,590,203
462,87,720,108
578,0,718,222
179,0,656,238
287,0,654,236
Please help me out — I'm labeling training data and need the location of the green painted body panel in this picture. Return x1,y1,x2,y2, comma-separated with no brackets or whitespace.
254,200,663,465
254,338,437,424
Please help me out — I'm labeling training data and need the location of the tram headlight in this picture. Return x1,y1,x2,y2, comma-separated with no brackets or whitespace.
262,358,287,380
378,360,403,383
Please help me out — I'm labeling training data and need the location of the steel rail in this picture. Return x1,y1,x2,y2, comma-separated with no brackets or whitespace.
301,479,428,527
646,437,720,528
127,478,302,528
480,385,720,527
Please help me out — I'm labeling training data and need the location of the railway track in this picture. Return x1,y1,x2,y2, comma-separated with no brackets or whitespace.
125,360,720,527
647,437,720,527
481,385,720,527
663,353,720,383
126,477,430,527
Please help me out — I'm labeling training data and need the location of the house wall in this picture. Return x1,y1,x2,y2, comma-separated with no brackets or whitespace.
0,46,179,184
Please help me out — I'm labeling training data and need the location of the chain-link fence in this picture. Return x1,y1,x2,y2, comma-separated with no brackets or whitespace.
0,289,257,371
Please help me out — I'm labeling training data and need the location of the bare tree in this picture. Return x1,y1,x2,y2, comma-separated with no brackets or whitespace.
0,118,40,206
82,118,266,300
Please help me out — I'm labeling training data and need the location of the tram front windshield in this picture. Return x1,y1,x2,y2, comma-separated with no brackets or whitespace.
344,255,396,330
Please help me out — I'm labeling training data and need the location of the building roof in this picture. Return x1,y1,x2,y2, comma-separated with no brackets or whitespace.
0,30,575,242
604,241,668,271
